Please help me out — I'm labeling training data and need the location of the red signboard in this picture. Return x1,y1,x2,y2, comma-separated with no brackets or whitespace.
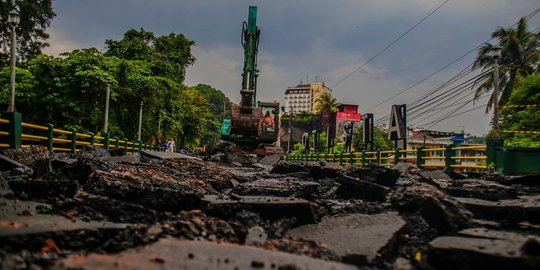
336,112,361,122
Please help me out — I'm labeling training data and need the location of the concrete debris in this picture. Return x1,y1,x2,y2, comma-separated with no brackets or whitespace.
1,145,539,269
287,212,406,265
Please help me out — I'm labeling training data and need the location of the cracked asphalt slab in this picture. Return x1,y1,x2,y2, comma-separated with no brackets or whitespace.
1,145,540,270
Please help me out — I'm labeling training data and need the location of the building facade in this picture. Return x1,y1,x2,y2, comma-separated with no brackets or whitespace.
284,82,332,114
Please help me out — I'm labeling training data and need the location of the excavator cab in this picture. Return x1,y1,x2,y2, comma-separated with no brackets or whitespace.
257,102,280,143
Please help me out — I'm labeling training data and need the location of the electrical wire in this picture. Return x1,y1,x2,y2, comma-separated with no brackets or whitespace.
362,7,540,115
330,0,450,88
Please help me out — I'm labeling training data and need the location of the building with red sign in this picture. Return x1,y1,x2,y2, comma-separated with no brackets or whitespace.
335,104,361,144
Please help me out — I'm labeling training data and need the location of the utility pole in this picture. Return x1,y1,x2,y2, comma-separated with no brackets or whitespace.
137,101,143,141
7,10,20,112
491,46,502,138
103,79,111,133
288,105,293,153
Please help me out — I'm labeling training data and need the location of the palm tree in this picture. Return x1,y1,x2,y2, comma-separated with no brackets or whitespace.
315,92,338,112
472,17,540,112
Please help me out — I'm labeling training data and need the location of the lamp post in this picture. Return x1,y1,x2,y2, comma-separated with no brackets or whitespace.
7,10,20,112
490,46,502,138
103,78,112,133
137,101,143,141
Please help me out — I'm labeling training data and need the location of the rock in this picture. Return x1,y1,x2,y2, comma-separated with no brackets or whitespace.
499,175,540,186
231,178,319,199
390,183,472,233
420,170,453,181
346,165,400,187
2,145,50,178
50,153,77,170
455,195,540,224
428,228,540,270
245,226,267,245
258,155,281,167
140,150,202,161
105,153,140,164
8,179,79,199
393,162,418,174
57,237,358,270
0,154,33,178
0,198,129,237
209,153,225,162
336,174,390,201
392,257,413,270
271,161,308,174
201,195,315,224
287,212,406,265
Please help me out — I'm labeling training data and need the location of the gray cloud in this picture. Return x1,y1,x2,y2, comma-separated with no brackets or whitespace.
43,0,540,135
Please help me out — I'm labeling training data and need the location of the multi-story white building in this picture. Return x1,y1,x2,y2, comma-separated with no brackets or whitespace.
284,82,332,114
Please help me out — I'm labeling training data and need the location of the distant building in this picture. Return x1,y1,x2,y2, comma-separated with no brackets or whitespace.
284,82,332,114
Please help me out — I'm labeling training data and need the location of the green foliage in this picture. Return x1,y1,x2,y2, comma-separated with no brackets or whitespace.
499,73,540,148
188,84,231,147
472,17,540,112
105,28,196,83
0,0,56,64
0,29,211,149
292,143,304,154
315,92,338,113
353,126,393,151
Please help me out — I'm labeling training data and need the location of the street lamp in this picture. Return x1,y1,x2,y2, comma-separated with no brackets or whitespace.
7,10,20,112
490,46,502,138
137,101,143,141
103,78,112,133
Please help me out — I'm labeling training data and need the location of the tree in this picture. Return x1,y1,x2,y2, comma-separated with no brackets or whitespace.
315,92,338,113
105,28,196,83
499,73,540,147
353,126,393,151
0,0,56,64
189,84,231,147
472,17,540,112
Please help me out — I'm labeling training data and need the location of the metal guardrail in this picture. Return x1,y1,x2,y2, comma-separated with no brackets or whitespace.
0,113,165,154
286,144,489,171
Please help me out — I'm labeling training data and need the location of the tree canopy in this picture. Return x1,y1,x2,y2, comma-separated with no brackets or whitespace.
472,17,540,112
315,92,338,113
499,73,540,147
0,28,226,149
0,0,55,64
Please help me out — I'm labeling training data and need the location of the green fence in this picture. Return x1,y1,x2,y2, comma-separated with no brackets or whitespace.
0,112,162,154
286,144,488,171
287,140,540,175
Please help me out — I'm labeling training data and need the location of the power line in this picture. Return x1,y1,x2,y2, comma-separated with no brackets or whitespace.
374,70,488,124
330,0,450,88
362,7,540,115
424,103,487,129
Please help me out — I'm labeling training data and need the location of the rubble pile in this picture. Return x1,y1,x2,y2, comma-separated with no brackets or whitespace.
1,145,539,270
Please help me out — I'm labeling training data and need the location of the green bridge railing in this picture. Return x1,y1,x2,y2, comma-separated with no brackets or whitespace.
286,145,489,172
0,112,162,154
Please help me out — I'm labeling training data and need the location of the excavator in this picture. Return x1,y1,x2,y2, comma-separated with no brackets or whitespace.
220,6,283,156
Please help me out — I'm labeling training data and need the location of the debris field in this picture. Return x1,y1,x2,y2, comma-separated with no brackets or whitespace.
1,145,539,270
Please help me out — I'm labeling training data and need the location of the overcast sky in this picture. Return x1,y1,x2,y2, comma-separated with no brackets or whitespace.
43,0,540,136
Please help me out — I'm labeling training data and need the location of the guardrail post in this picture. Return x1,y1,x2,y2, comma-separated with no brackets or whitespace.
361,151,367,166
394,148,402,165
132,140,137,153
349,151,354,165
417,147,425,169
2,112,22,149
69,128,77,153
113,136,120,150
44,123,54,152
376,149,381,165
103,132,110,150
123,138,128,155
339,152,344,165
486,139,503,170
444,145,455,172
89,132,95,146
